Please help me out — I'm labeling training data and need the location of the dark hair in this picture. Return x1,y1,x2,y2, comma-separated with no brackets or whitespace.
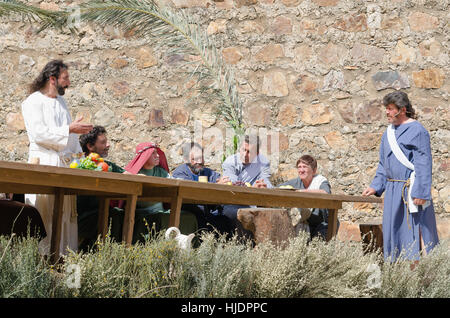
181,142,203,162
242,134,260,154
29,60,68,94
383,91,417,119
79,126,106,155
296,155,317,171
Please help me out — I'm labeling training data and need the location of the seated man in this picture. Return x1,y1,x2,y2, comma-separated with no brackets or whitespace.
0,193,46,239
172,142,232,234
77,126,126,250
221,134,272,239
125,142,198,238
278,154,337,239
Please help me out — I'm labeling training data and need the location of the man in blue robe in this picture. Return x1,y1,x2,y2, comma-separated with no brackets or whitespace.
363,91,439,262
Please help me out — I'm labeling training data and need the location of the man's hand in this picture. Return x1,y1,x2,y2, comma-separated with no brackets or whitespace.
362,187,376,196
413,198,427,205
216,176,231,184
253,179,267,188
69,115,93,134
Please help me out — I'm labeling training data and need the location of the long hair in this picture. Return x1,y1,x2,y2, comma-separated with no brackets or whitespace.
383,91,417,119
29,60,68,94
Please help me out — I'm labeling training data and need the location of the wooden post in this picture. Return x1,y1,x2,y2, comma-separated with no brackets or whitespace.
326,209,338,242
50,188,65,264
97,197,111,240
169,188,182,228
122,194,137,246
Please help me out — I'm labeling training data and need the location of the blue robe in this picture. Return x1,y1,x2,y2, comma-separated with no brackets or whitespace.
370,121,439,261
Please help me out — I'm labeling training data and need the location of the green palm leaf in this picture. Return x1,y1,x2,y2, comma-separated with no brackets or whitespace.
0,0,244,137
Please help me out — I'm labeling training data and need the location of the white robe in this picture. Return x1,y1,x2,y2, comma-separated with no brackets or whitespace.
21,91,82,256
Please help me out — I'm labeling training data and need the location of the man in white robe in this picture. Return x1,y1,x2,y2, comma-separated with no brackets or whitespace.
21,60,93,257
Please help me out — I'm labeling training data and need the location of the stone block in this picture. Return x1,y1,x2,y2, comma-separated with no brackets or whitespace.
336,221,361,242
412,68,445,89
301,103,333,126
222,47,243,65
148,109,165,127
371,71,410,91
237,208,296,247
277,103,297,126
6,112,25,131
312,0,339,6
408,12,439,32
334,14,367,32
262,71,289,97
255,44,284,63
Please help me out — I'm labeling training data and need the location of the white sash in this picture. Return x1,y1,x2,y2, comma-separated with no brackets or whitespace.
386,124,430,213
308,174,327,190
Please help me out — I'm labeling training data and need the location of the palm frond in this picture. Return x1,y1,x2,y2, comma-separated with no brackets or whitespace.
0,0,244,136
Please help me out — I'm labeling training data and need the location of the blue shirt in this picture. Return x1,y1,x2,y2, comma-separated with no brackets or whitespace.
222,153,272,188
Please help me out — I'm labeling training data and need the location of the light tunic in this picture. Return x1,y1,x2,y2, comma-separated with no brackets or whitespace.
21,91,82,256
370,121,439,261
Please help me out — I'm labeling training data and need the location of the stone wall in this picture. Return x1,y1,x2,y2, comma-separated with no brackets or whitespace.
0,0,448,221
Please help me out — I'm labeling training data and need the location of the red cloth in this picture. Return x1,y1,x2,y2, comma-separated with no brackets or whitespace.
124,142,169,174
111,143,170,210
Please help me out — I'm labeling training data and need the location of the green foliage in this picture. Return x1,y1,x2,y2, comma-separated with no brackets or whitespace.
0,232,448,298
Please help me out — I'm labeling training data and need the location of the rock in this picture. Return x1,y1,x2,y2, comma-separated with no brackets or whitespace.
271,16,292,35
94,107,115,127
148,109,165,127
334,14,367,32
412,68,445,89
235,0,258,7
136,47,157,69
222,47,243,64
171,0,210,8
381,16,403,31
111,81,130,97
294,74,319,95
355,133,382,151
301,103,333,126
281,0,302,7
255,44,284,63
239,20,265,34
355,99,383,124
262,71,289,97
318,43,347,67
350,43,385,65
237,208,296,247
18,55,35,75
312,0,339,6
324,131,348,150
436,218,450,238
277,103,297,126
207,19,227,35
390,40,416,64
171,108,189,125
337,221,362,242
6,112,25,131
419,38,442,57
371,71,410,91
110,58,129,69
246,104,271,126
322,70,345,92
408,12,439,32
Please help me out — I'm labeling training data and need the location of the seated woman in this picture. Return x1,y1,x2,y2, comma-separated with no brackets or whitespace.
278,155,338,240
124,142,197,241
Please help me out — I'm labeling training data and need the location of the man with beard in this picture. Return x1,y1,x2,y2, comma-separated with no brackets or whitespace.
172,142,232,234
363,91,439,263
21,60,93,257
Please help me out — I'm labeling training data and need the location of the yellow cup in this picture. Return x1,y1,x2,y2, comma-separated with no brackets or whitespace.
198,176,208,183
30,157,40,164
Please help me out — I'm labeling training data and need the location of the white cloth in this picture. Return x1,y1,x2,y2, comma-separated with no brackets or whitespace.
21,91,81,256
387,124,430,213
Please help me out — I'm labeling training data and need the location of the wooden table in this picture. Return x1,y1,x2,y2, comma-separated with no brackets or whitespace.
0,160,382,262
